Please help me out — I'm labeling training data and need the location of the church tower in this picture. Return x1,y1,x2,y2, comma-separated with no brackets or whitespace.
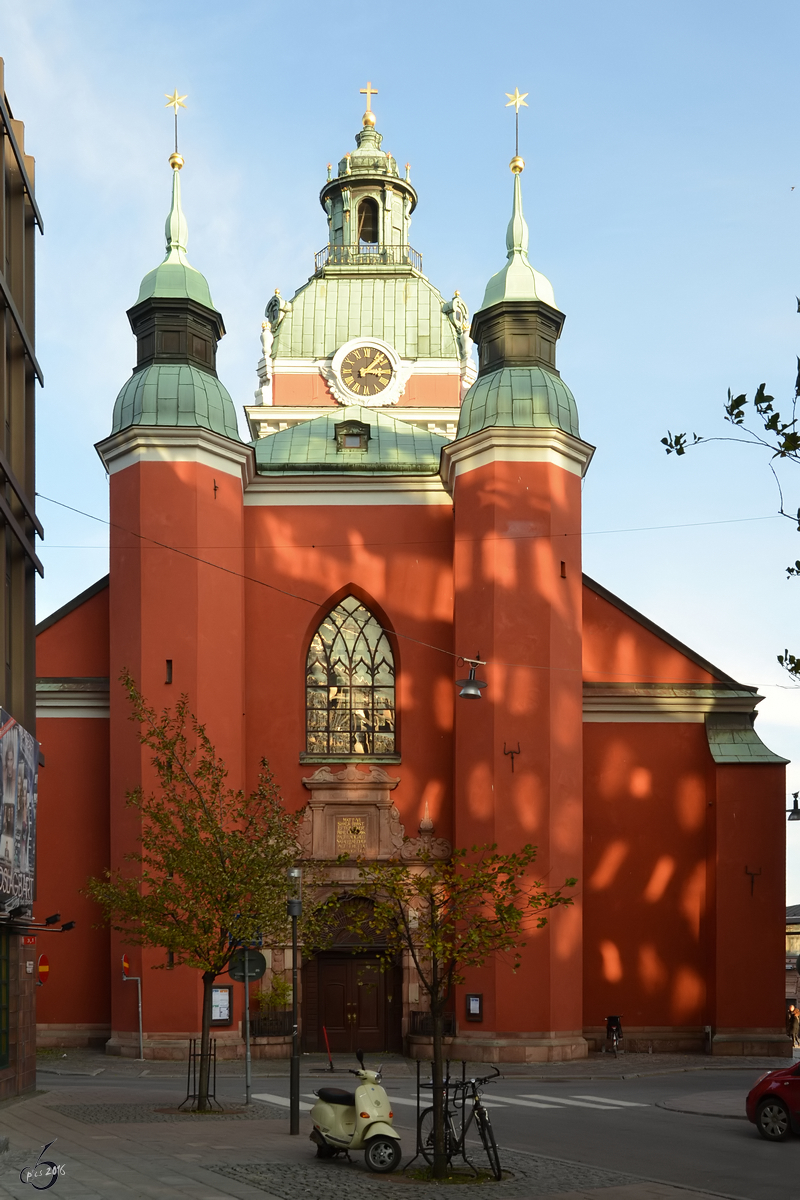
443,154,594,1061
95,151,250,1055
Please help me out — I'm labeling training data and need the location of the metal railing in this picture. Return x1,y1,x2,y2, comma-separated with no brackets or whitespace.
409,1010,456,1036
249,1010,293,1038
315,243,422,272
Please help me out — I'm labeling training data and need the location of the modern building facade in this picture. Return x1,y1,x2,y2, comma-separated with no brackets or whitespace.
0,58,43,1098
35,97,789,1061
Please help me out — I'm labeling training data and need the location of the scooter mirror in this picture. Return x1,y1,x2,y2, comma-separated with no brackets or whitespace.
356,1048,364,1066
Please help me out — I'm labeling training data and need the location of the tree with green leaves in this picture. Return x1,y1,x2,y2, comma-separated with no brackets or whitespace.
342,845,575,1178
87,674,314,1110
662,331,800,675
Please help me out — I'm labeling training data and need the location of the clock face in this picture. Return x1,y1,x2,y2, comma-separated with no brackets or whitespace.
340,345,393,398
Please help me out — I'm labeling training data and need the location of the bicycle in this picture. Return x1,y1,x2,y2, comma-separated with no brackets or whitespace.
418,1067,502,1180
605,1014,623,1058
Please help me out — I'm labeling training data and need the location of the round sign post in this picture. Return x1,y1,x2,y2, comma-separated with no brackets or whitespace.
37,955,49,986
122,954,130,977
121,954,143,1060
229,949,267,1107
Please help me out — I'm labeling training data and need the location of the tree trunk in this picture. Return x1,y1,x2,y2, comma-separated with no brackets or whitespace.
198,971,215,1111
431,967,447,1178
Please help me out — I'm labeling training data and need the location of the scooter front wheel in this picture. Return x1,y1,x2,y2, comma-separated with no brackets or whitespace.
364,1135,402,1173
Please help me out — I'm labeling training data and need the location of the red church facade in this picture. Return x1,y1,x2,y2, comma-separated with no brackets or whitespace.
34,102,788,1062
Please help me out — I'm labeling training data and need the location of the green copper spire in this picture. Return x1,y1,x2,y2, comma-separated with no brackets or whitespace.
136,157,216,309
480,165,556,310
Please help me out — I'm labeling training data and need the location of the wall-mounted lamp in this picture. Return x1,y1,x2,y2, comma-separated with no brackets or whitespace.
455,654,487,700
788,793,800,822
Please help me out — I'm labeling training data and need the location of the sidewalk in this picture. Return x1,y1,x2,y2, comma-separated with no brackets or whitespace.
0,1083,744,1200
34,1046,792,1083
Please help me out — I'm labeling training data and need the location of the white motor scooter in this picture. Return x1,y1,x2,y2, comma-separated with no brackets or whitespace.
309,1049,402,1173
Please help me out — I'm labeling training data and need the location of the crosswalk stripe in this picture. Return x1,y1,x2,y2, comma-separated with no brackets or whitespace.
570,1094,648,1108
252,1092,312,1111
482,1095,561,1110
521,1093,624,1110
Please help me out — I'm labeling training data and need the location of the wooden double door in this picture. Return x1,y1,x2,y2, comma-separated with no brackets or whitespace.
317,955,387,1054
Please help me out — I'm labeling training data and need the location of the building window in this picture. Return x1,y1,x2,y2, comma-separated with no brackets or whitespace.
335,420,370,452
357,198,379,245
306,597,395,756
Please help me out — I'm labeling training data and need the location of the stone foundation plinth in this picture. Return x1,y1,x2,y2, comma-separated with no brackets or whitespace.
104,1030,292,1060
37,1024,111,1049
406,1031,588,1064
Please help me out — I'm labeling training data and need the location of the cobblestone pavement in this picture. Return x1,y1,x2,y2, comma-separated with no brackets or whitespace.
35,1046,794,1082
0,1085,742,1200
48,1102,288,1123
209,1148,637,1199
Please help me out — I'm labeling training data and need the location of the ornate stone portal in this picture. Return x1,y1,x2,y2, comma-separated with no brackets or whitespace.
299,764,404,860
298,765,452,862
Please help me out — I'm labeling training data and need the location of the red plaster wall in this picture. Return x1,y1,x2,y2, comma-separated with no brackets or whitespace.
35,584,111,1035
451,457,584,1040
582,722,712,1030
270,370,460,408
242,501,455,840
583,586,716,684
37,585,109,677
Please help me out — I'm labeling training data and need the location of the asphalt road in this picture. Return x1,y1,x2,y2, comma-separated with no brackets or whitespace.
36,1067,794,1200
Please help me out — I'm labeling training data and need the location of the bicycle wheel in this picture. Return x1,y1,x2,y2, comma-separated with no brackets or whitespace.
418,1106,455,1165
475,1106,502,1180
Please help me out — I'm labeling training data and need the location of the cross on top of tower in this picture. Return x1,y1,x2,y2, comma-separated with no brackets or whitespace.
360,81,378,128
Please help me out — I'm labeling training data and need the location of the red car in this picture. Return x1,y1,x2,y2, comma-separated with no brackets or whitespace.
747,1062,800,1140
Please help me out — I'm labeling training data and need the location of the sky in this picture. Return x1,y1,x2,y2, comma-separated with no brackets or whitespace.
3,0,800,891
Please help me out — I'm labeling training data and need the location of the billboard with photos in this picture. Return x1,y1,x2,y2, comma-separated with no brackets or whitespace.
0,710,38,913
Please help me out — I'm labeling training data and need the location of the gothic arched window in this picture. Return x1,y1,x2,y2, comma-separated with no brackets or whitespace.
306,597,395,756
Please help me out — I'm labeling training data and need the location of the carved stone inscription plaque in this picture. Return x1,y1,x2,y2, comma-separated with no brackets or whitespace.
336,815,367,857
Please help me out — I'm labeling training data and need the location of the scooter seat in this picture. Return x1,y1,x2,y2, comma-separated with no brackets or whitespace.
317,1087,356,1106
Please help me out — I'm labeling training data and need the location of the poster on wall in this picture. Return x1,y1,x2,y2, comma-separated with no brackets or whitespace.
0,709,38,914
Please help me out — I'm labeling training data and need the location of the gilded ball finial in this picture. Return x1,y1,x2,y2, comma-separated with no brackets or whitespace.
362,109,376,127
169,151,184,171
510,155,524,174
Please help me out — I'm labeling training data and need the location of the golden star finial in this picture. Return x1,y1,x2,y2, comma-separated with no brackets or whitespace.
505,88,529,114
165,89,187,115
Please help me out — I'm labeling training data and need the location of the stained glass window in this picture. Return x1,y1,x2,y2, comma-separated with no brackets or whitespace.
306,596,395,756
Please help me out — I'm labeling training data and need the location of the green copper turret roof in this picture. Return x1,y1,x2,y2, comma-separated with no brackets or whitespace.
458,366,579,440
136,164,216,309
112,364,239,440
481,171,555,310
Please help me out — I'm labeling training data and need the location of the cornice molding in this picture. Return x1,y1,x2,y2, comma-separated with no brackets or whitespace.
244,473,451,507
583,682,761,724
440,426,595,491
36,677,110,720
95,426,255,486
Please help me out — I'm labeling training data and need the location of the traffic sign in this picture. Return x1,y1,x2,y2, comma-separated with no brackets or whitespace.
37,955,49,985
22,935,36,945
228,949,267,982
122,954,130,976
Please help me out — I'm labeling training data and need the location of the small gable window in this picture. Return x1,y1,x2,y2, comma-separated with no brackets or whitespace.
335,420,370,452
306,596,396,757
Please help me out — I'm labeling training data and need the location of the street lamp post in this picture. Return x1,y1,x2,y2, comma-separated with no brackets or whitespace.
287,866,302,1135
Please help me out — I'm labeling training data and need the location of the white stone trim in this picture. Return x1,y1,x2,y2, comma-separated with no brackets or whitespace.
272,356,462,377
440,426,595,491
244,474,452,507
244,404,460,443
96,427,255,486
583,684,761,724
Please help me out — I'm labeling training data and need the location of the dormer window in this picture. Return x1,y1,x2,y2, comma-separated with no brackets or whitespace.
357,198,379,245
335,420,371,452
